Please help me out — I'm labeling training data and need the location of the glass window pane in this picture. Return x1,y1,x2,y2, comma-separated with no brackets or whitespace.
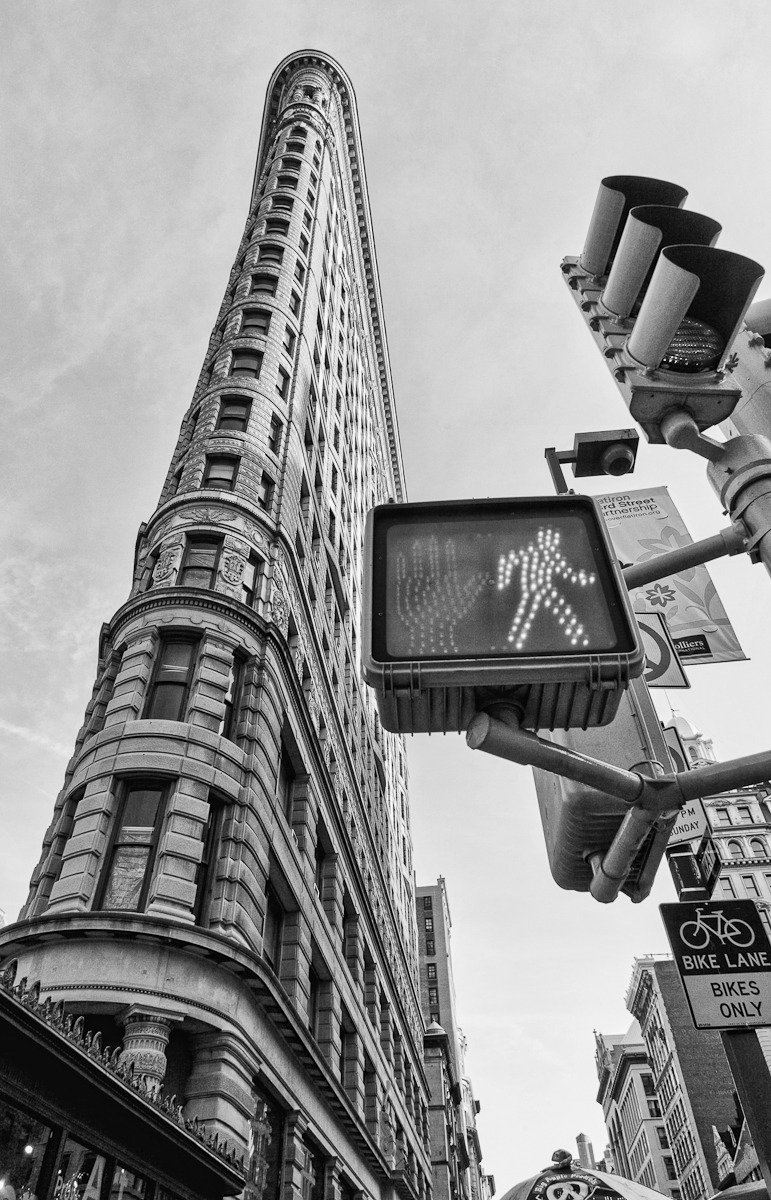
0,1099,52,1200
121,787,163,830
109,1162,150,1200
102,845,151,909
145,681,186,721
58,1135,108,1200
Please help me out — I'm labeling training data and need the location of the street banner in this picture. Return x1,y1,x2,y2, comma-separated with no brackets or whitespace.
660,900,771,1029
599,486,745,665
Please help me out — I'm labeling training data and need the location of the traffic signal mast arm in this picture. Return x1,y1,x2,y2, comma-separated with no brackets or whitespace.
621,520,746,589
466,706,771,904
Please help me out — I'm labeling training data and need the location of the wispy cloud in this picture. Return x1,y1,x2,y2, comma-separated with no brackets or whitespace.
0,718,71,757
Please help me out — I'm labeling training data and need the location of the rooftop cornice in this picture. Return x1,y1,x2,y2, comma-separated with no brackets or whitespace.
252,50,406,501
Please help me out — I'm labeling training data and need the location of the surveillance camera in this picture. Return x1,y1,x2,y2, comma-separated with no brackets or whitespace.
599,442,636,476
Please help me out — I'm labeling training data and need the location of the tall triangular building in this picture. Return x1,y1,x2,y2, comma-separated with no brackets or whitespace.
0,51,432,1200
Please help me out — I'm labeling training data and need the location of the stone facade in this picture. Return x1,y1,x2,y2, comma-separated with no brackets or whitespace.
0,51,431,1200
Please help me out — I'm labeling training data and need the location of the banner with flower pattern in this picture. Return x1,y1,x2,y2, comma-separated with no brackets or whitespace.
598,486,745,665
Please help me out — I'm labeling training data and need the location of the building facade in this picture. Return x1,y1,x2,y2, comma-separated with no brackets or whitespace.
415,881,493,1200
594,1023,678,1195
625,957,741,1200
0,51,433,1200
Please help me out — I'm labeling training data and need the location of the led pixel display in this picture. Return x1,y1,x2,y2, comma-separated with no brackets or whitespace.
370,498,635,662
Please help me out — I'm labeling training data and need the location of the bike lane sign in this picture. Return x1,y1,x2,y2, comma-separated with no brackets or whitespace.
660,900,771,1029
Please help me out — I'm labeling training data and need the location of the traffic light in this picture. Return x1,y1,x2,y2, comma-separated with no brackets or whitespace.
362,495,644,734
562,175,764,442
533,678,677,902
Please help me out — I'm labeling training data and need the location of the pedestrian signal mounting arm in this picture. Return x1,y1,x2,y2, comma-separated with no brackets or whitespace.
466,706,771,904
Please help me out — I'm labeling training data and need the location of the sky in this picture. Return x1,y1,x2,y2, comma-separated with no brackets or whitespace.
4,0,771,1186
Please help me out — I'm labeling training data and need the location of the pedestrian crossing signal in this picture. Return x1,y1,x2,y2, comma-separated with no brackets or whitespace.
362,495,644,734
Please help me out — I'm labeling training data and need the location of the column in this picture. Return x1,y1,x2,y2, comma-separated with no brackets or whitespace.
118,1006,176,1097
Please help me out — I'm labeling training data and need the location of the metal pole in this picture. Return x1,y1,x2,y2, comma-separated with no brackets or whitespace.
466,710,644,805
720,1030,771,1196
544,447,572,495
621,524,746,589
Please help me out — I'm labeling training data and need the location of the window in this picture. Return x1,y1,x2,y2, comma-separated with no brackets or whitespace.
240,553,262,607
742,874,761,897
179,536,221,589
265,217,290,238
664,1158,677,1181
217,396,252,431
230,349,263,377
728,840,744,859
286,140,305,155
423,895,433,910
203,454,239,490
657,1128,670,1149
97,782,166,911
276,173,297,190
283,326,296,357
259,243,284,266
737,805,752,822
751,837,767,856
282,156,302,173
257,472,275,512
720,877,737,899
715,808,732,825
277,740,296,819
276,366,290,399
289,290,301,316
272,194,293,212
251,1085,285,1200
193,795,224,924
294,260,306,285
303,209,312,230
427,963,437,980
424,916,434,932
221,655,246,740
426,938,435,955
308,966,321,1037
290,125,306,140
263,885,284,971
428,987,439,1005
430,1011,440,1024
145,636,198,720
241,307,271,336
299,233,309,256
268,415,283,455
251,273,277,296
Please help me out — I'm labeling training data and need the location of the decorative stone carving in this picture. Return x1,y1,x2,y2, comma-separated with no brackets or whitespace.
152,539,183,586
187,507,238,524
221,551,247,585
118,1008,175,1097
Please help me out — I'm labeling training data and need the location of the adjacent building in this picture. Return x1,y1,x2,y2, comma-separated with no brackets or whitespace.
624,957,742,1200
0,51,434,1200
594,1022,678,1194
415,880,494,1200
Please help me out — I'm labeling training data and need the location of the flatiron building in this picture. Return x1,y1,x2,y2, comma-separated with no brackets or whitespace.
0,50,432,1200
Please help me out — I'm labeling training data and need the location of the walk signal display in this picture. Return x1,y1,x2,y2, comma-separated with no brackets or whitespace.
363,496,644,734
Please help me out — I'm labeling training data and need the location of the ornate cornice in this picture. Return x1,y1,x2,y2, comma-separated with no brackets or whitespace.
252,50,406,502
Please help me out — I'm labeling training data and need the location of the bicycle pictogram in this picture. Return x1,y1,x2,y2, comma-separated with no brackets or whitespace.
678,907,756,951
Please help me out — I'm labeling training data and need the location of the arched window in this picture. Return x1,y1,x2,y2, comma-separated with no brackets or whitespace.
727,840,744,859
750,837,766,857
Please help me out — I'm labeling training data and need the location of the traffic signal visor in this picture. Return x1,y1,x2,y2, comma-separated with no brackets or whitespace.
563,175,765,441
362,496,644,734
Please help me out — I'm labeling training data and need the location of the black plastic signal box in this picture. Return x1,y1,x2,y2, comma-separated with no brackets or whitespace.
362,495,645,734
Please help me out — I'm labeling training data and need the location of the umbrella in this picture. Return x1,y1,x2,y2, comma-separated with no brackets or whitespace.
500,1150,676,1200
